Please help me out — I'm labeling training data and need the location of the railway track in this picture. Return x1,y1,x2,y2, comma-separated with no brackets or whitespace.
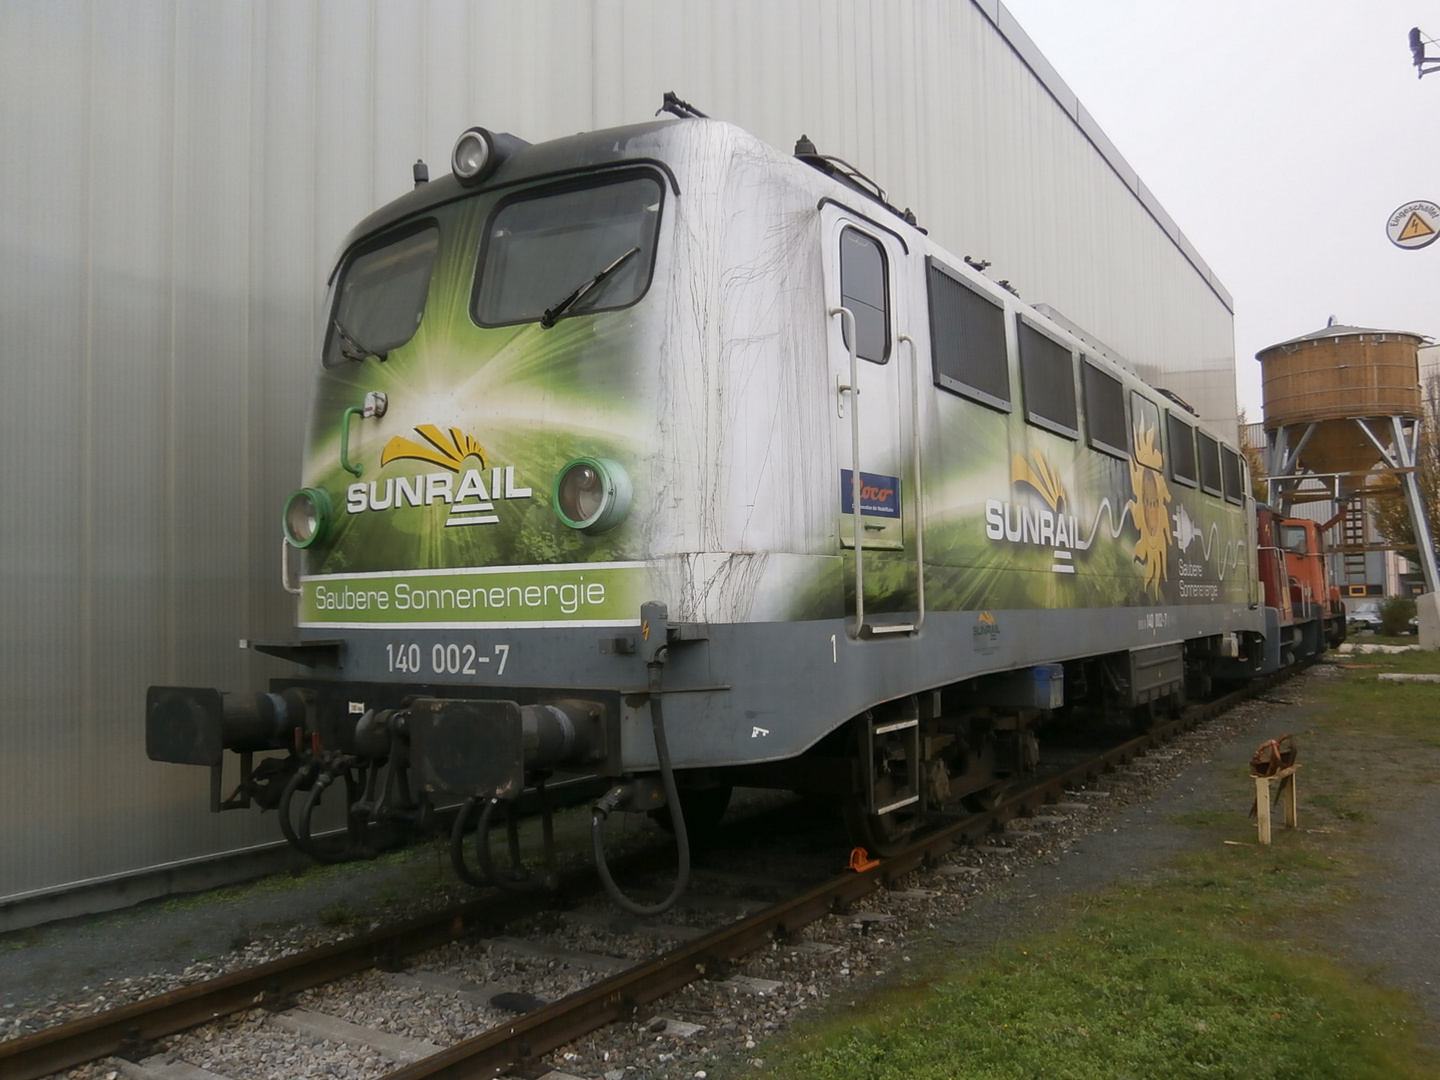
2,682,1260,1080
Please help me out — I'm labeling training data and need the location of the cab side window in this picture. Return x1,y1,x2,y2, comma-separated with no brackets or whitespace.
1167,412,1198,487
927,259,1010,411
1198,432,1224,496
1221,446,1246,504
1082,359,1127,458
840,227,890,363
1018,318,1077,437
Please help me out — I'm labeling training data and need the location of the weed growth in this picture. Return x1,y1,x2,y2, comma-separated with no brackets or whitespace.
741,657,1440,1079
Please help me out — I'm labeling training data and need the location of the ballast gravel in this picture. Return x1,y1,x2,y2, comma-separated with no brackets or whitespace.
5,666,1351,1080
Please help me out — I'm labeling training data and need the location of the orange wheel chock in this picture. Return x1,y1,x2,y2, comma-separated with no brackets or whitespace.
848,847,881,873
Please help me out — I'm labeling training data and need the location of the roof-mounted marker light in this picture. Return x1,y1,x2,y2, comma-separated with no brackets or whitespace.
452,128,493,182
451,127,531,187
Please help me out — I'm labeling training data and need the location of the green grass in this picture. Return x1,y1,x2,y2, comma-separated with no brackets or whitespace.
155,842,455,915
741,654,1440,1079
779,926,1426,1079
318,903,360,929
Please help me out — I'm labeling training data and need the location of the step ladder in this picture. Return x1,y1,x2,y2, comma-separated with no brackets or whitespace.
1341,499,1368,594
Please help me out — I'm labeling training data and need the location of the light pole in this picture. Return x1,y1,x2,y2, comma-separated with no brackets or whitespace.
1411,27,1440,77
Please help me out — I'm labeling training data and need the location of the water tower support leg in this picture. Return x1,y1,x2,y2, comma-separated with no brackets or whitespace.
1387,417,1440,650
1266,423,1317,513
1390,416,1439,594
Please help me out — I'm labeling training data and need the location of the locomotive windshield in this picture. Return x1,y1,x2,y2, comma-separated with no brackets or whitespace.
324,224,439,367
473,172,663,327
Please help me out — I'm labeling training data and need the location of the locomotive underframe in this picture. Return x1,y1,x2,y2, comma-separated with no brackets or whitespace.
151,601,1280,857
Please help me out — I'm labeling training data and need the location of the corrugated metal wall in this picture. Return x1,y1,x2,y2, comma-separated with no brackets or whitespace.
0,0,1236,907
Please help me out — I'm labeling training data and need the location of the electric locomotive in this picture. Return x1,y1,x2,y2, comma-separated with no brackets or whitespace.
147,103,1324,911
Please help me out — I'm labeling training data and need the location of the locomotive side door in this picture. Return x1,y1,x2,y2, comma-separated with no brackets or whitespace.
821,204,920,636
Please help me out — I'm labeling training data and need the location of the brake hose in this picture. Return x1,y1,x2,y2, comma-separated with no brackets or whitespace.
591,650,691,914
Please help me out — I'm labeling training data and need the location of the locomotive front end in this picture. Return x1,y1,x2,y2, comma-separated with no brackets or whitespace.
147,120,701,894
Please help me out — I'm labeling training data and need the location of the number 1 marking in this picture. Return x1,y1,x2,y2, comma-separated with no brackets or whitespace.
831,634,837,663
494,643,510,675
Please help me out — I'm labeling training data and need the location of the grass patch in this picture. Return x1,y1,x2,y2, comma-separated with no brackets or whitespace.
1310,792,1368,822
318,903,359,929
156,844,449,914
775,917,1429,1079
744,660,1440,1079
0,930,37,954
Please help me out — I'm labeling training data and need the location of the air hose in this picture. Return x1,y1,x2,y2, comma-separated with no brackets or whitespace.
591,649,691,915
448,797,487,888
297,761,362,864
451,785,558,893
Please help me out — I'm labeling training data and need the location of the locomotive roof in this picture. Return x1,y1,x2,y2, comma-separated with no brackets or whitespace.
331,119,712,277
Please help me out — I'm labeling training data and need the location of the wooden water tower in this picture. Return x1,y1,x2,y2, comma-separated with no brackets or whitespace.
1257,321,1438,594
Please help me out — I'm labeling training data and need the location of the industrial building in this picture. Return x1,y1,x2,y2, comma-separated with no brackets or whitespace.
0,0,1239,926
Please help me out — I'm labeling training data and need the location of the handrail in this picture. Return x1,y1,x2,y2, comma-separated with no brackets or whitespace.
281,538,302,596
830,306,863,639
340,405,366,477
901,332,925,633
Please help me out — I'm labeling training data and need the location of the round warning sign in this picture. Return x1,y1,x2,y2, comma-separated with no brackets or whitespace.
1387,200,1440,250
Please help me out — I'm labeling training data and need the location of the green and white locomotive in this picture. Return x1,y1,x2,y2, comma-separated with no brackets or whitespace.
148,105,1270,911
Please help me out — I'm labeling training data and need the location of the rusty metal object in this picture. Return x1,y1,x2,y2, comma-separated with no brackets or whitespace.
1250,733,1298,777
1249,733,1299,820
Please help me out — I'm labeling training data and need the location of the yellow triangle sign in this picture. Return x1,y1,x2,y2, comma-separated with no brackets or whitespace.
1399,212,1436,241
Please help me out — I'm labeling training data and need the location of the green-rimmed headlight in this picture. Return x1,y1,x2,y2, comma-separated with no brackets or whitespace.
283,487,333,548
553,457,632,533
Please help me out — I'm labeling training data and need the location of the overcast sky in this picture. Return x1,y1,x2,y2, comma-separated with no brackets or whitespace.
1003,0,1440,419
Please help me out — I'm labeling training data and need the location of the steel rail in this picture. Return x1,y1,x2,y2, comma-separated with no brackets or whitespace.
380,683,1258,1079
0,844,667,1080
0,680,1259,1080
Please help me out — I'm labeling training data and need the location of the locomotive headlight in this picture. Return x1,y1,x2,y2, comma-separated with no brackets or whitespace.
283,487,333,548
553,457,631,533
451,127,494,184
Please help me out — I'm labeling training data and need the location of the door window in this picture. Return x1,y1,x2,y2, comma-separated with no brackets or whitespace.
839,227,890,363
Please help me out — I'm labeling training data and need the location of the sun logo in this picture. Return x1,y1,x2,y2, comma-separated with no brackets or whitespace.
978,610,996,626
1126,422,1173,596
1010,450,1067,513
381,424,489,472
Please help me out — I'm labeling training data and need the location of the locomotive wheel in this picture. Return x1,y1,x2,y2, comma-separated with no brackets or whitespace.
842,713,922,857
841,794,917,857
1129,700,1159,734
649,783,733,843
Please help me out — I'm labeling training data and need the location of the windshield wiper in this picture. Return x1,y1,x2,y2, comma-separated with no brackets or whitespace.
333,317,387,362
539,246,641,329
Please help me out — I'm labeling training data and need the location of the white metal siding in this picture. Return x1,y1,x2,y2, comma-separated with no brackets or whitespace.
0,0,1235,907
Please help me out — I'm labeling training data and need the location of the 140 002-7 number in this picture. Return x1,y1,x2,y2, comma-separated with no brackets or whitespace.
385,642,510,676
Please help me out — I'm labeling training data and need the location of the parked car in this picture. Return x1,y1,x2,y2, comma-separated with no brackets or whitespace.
1346,597,1420,634
1347,599,1383,632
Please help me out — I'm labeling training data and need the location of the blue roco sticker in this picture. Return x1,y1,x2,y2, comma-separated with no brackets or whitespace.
840,469,901,518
